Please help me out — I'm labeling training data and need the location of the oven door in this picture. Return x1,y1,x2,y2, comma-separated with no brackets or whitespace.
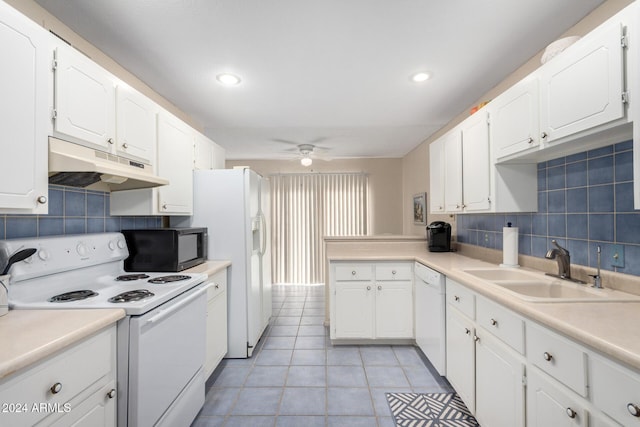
128,284,208,427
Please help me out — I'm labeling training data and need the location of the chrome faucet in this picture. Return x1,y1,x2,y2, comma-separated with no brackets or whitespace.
589,245,603,289
545,240,572,279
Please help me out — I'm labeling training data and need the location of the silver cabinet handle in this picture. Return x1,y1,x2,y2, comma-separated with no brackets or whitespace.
215,284,220,289
541,132,548,139
107,389,116,399
543,352,553,362
566,408,576,419
50,382,62,394
107,138,114,144
391,270,396,275
454,295,460,302
627,403,640,417
464,328,470,335
528,137,534,144
490,318,498,327
122,143,129,149
473,335,480,343
162,204,167,210
366,286,371,290
377,285,382,290
37,195,47,204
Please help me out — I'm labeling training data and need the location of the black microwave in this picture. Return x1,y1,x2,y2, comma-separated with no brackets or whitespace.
121,228,208,272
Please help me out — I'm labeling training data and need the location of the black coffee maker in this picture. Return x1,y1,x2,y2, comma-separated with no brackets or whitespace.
427,221,452,252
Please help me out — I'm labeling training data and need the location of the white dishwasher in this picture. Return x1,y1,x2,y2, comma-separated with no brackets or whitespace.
414,262,446,375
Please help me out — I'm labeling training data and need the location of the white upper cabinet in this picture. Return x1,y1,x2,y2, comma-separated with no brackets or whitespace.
115,85,158,165
194,132,214,170
443,129,463,213
156,111,194,214
490,75,540,162
539,16,626,146
0,1,50,214
461,110,491,212
429,137,445,214
53,43,116,152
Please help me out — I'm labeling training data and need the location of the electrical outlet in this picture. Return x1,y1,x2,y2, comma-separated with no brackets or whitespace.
611,244,624,268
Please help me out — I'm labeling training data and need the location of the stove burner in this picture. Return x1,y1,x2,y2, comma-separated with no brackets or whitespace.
49,290,98,303
116,274,150,281
147,275,191,284
108,289,155,303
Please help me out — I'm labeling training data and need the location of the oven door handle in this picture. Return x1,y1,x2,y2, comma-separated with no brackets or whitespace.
145,283,211,325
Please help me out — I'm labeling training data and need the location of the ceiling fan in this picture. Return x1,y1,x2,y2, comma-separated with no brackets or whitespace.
273,138,332,167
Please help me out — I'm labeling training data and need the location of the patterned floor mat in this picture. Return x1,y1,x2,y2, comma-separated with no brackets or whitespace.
386,392,480,427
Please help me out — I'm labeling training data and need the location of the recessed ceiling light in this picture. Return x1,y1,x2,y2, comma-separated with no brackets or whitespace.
216,73,241,86
411,72,431,83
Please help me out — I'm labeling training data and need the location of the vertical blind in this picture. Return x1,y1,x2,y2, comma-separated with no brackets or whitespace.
270,173,369,284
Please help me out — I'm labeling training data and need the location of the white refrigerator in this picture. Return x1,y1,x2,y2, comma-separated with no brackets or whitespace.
174,168,272,358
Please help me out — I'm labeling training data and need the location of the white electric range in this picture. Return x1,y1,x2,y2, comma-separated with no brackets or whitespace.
0,232,209,427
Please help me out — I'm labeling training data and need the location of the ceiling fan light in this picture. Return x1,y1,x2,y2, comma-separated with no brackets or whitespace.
301,157,313,167
411,72,431,83
216,73,241,86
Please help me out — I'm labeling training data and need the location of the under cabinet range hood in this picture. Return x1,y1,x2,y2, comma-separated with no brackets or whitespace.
48,137,169,191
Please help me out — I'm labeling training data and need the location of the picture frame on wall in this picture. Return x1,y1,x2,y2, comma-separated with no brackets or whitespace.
413,192,426,225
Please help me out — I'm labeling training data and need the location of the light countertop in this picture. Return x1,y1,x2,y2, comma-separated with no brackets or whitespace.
183,260,231,277
327,243,640,371
0,309,125,380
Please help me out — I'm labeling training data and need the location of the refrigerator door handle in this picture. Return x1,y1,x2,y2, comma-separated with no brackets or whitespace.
260,213,267,255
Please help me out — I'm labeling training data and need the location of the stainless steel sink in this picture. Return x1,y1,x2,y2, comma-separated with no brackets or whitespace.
463,268,640,303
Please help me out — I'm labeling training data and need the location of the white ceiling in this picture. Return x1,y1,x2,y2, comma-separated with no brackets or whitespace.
35,0,604,161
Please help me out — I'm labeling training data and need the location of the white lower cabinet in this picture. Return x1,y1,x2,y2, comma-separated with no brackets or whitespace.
330,261,413,341
204,269,228,378
475,330,525,427
527,368,588,427
0,326,117,427
445,305,475,413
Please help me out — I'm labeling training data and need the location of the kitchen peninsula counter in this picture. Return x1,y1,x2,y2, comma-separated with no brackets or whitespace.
183,260,231,277
325,236,640,372
0,309,125,379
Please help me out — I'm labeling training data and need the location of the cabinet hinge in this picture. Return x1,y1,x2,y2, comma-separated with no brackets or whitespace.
622,91,629,104
51,109,57,120
522,375,527,386
52,58,58,71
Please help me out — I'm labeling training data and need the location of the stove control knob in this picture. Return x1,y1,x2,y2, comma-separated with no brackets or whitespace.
108,241,116,251
38,249,49,261
76,243,87,256
117,240,126,249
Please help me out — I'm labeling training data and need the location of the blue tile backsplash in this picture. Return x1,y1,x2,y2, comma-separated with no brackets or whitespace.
457,140,640,276
0,185,162,240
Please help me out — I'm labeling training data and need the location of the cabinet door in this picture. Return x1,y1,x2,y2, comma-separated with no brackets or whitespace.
461,110,491,212
540,19,625,144
334,283,374,339
443,130,463,213
205,281,227,378
116,85,157,164
375,281,413,339
211,141,226,169
445,307,475,413
194,133,214,170
527,369,588,427
157,111,194,214
429,138,445,213
54,45,116,151
491,75,540,161
475,331,525,427
0,1,49,214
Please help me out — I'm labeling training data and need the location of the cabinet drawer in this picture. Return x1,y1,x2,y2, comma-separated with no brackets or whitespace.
476,296,525,354
376,263,412,281
590,354,640,426
526,321,587,396
0,327,114,426
207,271,227,300
334,264,374,281
446,278,475,319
